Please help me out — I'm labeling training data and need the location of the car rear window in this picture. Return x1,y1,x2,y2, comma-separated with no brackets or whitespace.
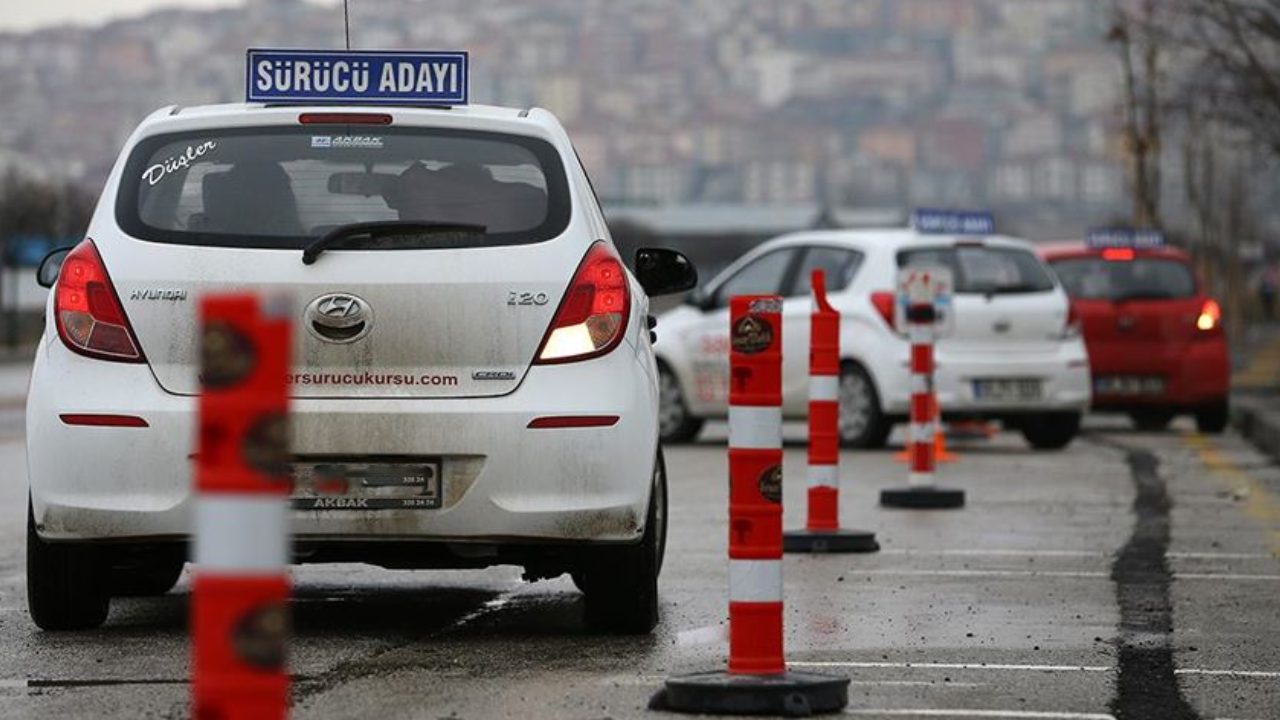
1048,257,1197,301
116,126,570,249
898,246,1056,295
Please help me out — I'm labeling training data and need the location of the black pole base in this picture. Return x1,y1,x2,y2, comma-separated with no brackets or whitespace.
880,486,966,509
649,670,849,717
783,528,880,554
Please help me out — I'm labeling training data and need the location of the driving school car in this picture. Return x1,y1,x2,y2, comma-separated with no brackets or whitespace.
26,50,696,633
1041,230,1229,433
654,211,1091,450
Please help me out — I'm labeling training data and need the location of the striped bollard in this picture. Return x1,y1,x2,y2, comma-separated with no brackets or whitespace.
193,294,292,720
651,295,848,716
784,270,879,553
881,269,965,510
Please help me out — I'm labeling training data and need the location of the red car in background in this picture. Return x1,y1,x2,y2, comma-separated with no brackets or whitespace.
1041,234,1230,433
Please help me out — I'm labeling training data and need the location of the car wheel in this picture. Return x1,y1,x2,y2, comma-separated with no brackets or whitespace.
27,500,109,631
839,363,891,449
1020,412,1081,451
110,558,185,597
1196,400,1229,434
579,449,666,635
1130,410,1176,432
658,363,704,444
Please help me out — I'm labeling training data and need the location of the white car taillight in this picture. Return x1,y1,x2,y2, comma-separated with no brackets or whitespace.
536,241,630,364
54,240,145,362
1061,303,1082,339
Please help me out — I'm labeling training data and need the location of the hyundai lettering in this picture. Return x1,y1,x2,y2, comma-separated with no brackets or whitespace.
25,50,697,633
654,210,1091,450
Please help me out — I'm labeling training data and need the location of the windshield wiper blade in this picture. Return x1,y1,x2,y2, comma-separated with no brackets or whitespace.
302,220,487,265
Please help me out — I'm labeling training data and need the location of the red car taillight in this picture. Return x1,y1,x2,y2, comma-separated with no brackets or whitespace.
54,240,144,362
1197,299,1223,334
870,291,896,330
535,241,630,364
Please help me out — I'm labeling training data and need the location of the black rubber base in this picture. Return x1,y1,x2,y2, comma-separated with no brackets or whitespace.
650,670,849,716
880,486,966,509
783,528,880,554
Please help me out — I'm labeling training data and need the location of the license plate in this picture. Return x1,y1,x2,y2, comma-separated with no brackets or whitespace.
972,378,1042,402
291,462,442,510
1094,375,1166,396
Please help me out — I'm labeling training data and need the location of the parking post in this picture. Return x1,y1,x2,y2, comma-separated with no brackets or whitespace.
881,269,966,510
193,294,292,720
650,295,849,716
783,270,879,554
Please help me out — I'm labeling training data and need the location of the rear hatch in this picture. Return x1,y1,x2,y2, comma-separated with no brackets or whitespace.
899,243,1067,354
100,116,582,398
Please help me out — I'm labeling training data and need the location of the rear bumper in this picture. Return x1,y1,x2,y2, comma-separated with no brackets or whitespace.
27,337,659,545
1088,337,1229,411
882,340,1092,416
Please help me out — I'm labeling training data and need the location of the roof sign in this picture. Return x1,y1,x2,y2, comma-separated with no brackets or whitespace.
913,209,996,236
246,49,468,106
1086,228,1165,250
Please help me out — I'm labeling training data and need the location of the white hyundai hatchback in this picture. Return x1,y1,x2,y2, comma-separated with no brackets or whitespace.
655,223,1091,450
26,99,695,632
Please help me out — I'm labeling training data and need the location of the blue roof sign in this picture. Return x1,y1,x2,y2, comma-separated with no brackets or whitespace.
246,49,468,106
1086,228,1165,249
913,209,995,236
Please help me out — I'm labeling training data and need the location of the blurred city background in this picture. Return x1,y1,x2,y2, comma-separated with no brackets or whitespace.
1,0,1278,349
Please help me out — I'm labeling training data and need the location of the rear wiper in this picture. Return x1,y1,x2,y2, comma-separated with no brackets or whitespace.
1114,292,1174,302
980,284,1050,296
302,220,487,265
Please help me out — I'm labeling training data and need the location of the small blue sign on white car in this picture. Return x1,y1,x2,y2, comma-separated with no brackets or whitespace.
913,209,996,236
1086,228,1166,250
246,49,468,106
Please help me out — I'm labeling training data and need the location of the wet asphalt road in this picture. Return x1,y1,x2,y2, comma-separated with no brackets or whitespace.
1,409,1279,720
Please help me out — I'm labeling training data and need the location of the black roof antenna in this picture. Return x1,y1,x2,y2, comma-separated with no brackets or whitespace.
343,0,352,50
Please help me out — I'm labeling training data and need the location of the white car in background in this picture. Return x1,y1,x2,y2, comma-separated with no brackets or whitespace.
26,98,696,633
653,227,1091,450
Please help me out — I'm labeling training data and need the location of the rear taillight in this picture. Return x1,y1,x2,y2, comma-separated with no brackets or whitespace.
1197,299,1222,334
536,241,630,364
1062,303,1082,339
54,240,144,362
870,291,896,330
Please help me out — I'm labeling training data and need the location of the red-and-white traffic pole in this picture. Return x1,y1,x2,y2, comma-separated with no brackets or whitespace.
783,271,878,554
652,295,848,715
193,294,292,720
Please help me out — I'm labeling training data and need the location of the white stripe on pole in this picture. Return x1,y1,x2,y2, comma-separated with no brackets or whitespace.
809,376,839,402
909,325,932,344
728,559,783,603
909,471,933,487
195,496,288,572
809,464,838,489
910,423,934,441
729,406,782,449
910,374,930,394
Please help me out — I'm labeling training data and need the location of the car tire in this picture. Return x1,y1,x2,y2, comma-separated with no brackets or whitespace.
1196,400,1229,434
1020,412,1081,451
27,500,109,631
839,363,892,449
1130,410,1176,432
579,449,666,635
658,362,704,444
110,558,185,597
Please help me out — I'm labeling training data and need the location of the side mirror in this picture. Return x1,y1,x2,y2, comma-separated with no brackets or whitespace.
37,247,72,289
635,248,698,298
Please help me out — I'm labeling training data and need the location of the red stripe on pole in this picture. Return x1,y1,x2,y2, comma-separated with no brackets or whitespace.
728,601,785,675
192,575,290,720
807,487,839,531
807,400,839,466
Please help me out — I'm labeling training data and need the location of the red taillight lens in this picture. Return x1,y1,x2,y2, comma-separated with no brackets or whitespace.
298,112,393,125
54,240,144,362
1197,299,1222,333
1102,248,1135,261
870,291,896,330
536,241,630,364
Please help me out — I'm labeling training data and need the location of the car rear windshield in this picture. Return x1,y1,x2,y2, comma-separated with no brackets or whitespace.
1048,257,1197,301
897,246,1056,295
116,126,570,249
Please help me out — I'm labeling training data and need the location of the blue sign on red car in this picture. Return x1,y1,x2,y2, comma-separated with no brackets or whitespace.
246,49,469,105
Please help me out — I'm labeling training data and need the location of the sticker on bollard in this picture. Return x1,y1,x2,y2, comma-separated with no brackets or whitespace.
881,266,966,510
651,295,849,715
784,269,878,554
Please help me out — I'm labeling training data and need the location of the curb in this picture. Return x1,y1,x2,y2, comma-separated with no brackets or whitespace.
1231,393,1280,461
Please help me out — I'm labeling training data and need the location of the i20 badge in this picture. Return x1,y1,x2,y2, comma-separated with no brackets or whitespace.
306,293,373,344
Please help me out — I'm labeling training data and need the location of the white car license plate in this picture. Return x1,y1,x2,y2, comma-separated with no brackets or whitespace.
291,461,442,510
1094,375,1166,396
972,378,1042,403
